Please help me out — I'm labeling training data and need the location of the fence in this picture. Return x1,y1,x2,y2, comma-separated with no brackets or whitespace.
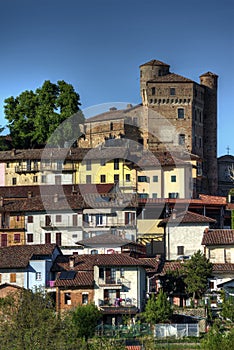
154,323,199,338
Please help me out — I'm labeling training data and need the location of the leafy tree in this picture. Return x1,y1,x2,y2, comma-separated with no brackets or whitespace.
143,290,172,325
201,322,234,350
160,269,186,298
4,80,84,149
0,289,72,350
182,250,213,303
220,292,234,322
70,303,102,342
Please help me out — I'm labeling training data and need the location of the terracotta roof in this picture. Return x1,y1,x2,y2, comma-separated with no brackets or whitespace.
0,147,90,161
159,261,183,275
137,151,192,168
140,59,169,67
139,257,161,273
148,73,194,83
202,229,234,246
159,211,215,225
212,263,234,273
0,184,114,199
54,271,94,287
77,233,135,247
52,253,151,272
85,104,141,123
0,244,58,269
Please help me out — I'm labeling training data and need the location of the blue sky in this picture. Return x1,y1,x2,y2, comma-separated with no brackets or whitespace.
0,0,233,156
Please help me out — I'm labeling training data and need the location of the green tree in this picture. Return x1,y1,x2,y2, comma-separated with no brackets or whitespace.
183,250,213,303
220,292,234,322
143,290,173,325
0,289,72,350
70,303,102,342
4,80,84,149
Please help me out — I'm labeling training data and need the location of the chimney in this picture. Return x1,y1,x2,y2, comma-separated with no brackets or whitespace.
11,149,16,156
69,256,75,269
0,197,3,207
27,191,32,198
172,209,177,220
54,194,58,203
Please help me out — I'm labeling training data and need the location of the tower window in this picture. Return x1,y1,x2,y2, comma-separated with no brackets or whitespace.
170,88,176,95
179,134,185,145
100,174,106,183
151,87,155,95
110,122,113,131
178,108,185,119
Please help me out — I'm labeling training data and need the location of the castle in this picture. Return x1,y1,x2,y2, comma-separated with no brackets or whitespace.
79,59,218,196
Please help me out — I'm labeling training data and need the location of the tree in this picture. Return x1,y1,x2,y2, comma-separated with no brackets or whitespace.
143,290,172,325
4,80,84,149
0,289,71,350
70,303,102,342
182,250,213,303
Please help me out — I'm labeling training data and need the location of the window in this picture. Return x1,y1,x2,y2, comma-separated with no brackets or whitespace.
10,273,16,283
114,174,119,183
45,215,51,226
36,272,42,281
86,175,91,183
12,177,17,185
153,175,158,182
138,176,150,183
177,108,184,119
170,87,176,95
14,234,20,243
125,212,136,225
41,175,46,183
179,134,185,145
56,232,62,246
91,249,98,255
28,216,33,223
82,293,89,304
151,87,155,95
100,174,106,183
168,192,179,198
1,234,7,247
64,292,71,305
45,232,51,244
194,135,197,147
177,246,184,255
171,175,176,182
114,158,119,170
86,159,91,171
99,267,104,279
73,215,78,226
152,193,158,198
96,214,104,226
27,233,33,243
124,173,130,183
56,215,62,223
55,175,61,185
6,162,10,168
110,122,113,131
33,175,38,183
199,137,202,148
197,162,202,176
120,268,125,278
0,274,1,283
138,193,149,199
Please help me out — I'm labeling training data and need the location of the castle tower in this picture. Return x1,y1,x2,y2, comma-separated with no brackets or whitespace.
200,72,218,195
140,60,170,105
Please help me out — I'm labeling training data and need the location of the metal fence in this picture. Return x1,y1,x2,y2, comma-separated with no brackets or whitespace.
154,323,199,338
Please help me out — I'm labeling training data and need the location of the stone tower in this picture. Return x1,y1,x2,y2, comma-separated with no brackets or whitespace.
200,72,218,194
139,59,218,195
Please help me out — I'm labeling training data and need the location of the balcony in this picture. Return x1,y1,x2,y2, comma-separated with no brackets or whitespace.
15,165,39,173
98,278,131,289
40,163,75,172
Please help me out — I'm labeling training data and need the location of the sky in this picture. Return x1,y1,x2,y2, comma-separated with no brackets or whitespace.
0,0,233,156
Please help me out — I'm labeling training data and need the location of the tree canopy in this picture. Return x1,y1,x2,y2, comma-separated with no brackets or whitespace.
143,290,172,325
182,250,213,302
4,80,84,149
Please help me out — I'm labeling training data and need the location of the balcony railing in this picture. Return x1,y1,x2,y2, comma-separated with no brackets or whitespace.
98,278,131,289
15,165,39,173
